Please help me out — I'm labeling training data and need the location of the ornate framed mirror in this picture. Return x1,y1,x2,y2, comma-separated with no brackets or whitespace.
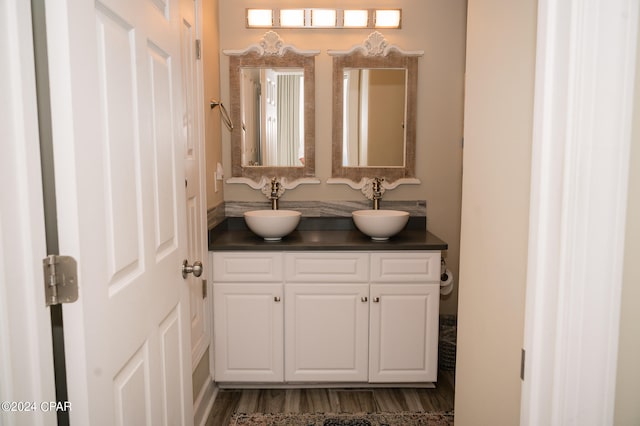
329,32,423,183
224,32,319,182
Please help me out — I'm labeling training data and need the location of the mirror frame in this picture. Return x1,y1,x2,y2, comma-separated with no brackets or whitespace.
224,32,319,182
329,32,423,182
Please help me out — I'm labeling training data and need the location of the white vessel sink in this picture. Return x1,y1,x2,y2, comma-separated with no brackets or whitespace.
352,209,410,240
244,210,301,241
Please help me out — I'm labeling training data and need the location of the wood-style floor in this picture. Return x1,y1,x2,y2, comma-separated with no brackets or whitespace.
205,370,455,426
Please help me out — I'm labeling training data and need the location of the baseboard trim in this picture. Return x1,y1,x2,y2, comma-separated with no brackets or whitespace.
194,378,218,426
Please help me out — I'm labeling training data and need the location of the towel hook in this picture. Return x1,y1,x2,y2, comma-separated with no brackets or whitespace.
210,99,233,131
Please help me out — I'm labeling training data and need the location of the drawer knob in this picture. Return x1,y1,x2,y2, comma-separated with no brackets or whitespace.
361,296,368,302
274,296,281,302
373,297,380,303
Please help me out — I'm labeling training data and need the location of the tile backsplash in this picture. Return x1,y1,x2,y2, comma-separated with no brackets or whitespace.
226,200,426,217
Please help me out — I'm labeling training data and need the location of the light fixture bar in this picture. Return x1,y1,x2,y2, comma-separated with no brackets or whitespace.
343,10,369,28
245,8,401,29
280,9,305,27
246,9,273,28
311,9,337,28
374,9,402,29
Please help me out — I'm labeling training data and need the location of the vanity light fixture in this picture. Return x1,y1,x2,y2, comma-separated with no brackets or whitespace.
374,10,402,28
343,10,369,28
311,9,337,27
246,9,273,27
245,8,401,29
280,9,305,27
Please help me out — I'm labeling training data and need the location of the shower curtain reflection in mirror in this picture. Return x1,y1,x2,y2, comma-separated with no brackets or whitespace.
240,68,304,167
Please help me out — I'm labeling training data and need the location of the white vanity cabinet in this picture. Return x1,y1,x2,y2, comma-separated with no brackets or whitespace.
212,253,284,382
284,252,370,382
368,252,441,383
211,250,441,385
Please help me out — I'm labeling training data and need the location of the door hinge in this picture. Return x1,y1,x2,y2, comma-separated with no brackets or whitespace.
195,39,201,60
520,348,526,381
43,255,78,306
202,279,207,299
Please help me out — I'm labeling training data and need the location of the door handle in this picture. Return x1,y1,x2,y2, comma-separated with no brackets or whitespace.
182,260,203,278
361,296,368,302
373,297,380,303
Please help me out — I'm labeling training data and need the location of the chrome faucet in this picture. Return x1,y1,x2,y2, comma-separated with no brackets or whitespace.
371,177,384,210
269,177,281,210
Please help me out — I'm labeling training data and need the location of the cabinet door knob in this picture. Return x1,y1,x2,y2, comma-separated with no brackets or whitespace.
361,296,368,302
373,297,380,303
274,296,281,302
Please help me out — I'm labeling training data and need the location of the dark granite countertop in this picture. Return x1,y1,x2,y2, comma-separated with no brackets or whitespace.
208,217,448,251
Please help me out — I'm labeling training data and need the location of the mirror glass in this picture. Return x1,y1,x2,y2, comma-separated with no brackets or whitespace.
342,68,406,167
225,32,317,181
239,67,305,167
330,32,422,182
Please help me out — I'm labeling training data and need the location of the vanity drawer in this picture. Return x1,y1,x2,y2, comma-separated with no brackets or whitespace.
212,252,283,282
371,251,440,283
284,252,369,283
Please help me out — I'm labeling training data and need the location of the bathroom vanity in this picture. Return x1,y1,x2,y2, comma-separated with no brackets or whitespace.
208,216,447,387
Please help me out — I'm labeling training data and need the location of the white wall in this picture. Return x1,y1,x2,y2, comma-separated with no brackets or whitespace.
455,0,537,424
614,26,640,425
204,0,223,210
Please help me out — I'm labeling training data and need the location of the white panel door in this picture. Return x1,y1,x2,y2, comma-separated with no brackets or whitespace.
369,284,440,383
213,284,284,382
179,0,208,367
285,284,370,382
44,0,194,424
240,69,260,164
262,68,278,165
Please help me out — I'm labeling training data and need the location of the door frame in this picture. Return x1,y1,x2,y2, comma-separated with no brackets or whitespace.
0,1,57,425
187,0,211,370
521,0,639,424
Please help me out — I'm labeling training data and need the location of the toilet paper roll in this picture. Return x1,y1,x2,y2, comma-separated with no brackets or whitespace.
440,268,454,296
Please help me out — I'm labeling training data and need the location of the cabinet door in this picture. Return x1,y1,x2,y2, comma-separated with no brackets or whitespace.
285,284,370,382
213,283,283,382
369,284,440,383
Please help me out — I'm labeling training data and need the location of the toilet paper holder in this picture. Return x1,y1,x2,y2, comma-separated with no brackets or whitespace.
441,257,449,281
440,257,454,296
